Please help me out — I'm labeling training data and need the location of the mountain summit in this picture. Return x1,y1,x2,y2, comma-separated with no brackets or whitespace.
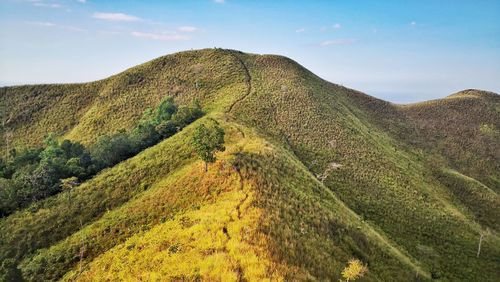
1,49,499,281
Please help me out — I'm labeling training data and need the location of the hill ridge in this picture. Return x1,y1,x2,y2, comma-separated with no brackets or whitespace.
1,48,499,281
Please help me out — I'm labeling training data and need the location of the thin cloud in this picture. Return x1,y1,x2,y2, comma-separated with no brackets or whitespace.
178,26,198,32
32,2,62,8
26,21,87,32
131,31,190,41
29,21,56,27
296,28,305,33
100,30,126,35
410,21,417,26
214,0,225,3
93,12,141,22
77,0,86,3
321,23,341,31
64,26,87,32
320,38,356,46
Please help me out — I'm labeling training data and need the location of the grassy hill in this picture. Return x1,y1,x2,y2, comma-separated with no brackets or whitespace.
1,48,499,281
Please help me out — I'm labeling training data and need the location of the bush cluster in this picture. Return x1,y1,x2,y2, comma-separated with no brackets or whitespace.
0,97,203,217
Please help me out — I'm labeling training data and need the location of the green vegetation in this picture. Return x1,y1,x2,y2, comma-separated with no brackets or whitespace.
88,96,202,170
0,97,203,217
0,49,498,281
0,136,91,217
192,121,225,172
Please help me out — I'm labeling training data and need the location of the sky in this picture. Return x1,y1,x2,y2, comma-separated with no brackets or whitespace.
0,0,499,103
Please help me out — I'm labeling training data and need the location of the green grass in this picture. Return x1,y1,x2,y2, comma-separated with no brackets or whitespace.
1,48,499,281
229,52,500,281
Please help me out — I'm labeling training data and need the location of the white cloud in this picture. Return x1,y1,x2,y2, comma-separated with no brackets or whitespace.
77,0,86,3
410,21,417,26
93,12,141,22
29,21,56,27
296,28,305,33
178,26,198,32
320,39,356,46
32,2,62,8
131,31,190,41
332,23,341,29
214,0,225,3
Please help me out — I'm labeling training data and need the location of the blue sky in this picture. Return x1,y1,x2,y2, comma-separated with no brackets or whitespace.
0,0,499,103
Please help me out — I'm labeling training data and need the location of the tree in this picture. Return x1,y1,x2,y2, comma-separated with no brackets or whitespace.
90,131,134,170
61,176,79,206
341,259,368,282
0,258,23,282
191,123,225,172
171,101,203,129
153,97,177,125
130,121,160,151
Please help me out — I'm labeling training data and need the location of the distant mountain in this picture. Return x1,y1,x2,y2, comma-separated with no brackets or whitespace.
1,49,499,281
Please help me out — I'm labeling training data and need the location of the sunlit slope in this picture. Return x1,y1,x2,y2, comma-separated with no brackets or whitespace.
0,82,101,149
2,117,427,281
1,49,499,281
0,113,201,266
0,49,248,148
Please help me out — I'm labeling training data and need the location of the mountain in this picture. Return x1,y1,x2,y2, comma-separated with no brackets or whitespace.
1,48,499,281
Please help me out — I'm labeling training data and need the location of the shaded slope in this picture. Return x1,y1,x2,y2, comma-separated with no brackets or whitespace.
401,90,500,190
229,53,500,281
344,88,500,191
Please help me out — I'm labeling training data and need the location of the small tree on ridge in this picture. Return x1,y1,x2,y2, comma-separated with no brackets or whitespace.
192,123,225,172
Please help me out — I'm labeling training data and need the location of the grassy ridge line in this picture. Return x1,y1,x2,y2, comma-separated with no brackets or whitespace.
220,121,427,280
1,49,257,280
24,117,430,281
66,119,429,281
61,165,285,281
225,50,252,114
17,116,253,281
